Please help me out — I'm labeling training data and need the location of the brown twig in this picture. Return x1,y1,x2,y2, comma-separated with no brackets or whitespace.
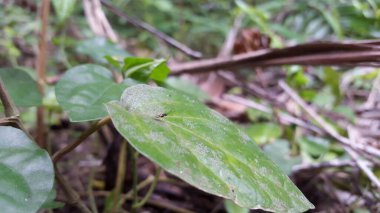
279,81,380,189
52,116,112,163
292,160,357,174
170,42,380,75
55,167,92,213
279,81,380,158
36,0,50,148
100,0,202,59
141,198,197,213
83,0,118,42
222,94,324,134
347,126,380,189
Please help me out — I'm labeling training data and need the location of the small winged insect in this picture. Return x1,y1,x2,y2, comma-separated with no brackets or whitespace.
154,113,167,120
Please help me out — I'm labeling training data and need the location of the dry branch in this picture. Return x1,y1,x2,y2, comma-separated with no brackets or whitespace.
100,0,202,59
279,81,380,190
170,41,380,75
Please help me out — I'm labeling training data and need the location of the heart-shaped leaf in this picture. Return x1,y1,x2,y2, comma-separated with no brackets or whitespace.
0,67,42,107
0,126,54,213
55,64,130,122
106,85,314,212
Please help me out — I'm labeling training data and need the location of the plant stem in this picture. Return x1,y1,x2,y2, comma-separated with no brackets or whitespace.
52,116,111,163
131,146,139,213
55,167,92,213
112,140,128,212
36,0,50,148
0,78,32,138
0,78,19,117
87,168,99,213
132,167,161,210
128,197,196,213
117,175,154,207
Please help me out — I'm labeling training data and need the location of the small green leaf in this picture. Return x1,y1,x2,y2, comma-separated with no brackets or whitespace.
298,136,330,158
333,105,356,122
0,67,42,107
52,0,76,23
40,188,65,210
104,55,122,69
247,108,272,122
312,86,335,110
323,67,341,103
106,85,314,212
263,140,301,175
122,57,170,82
246,122,283,145
163,77,210,101
76,37,129,63
0,126,54,213
55,64,130,122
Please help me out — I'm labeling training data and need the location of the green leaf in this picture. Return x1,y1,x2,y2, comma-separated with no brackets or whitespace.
55,64,130,122
263,140,301,175
122,57,170,82
40,188,65,210
0,126,54,213
106,85,314,212
104,55,122,69
247,108,272,122
333,105,356,122
323,67,341,103
224,199,249,213
76,37,129,63
0,67,42,107
163,77,210,101
246,122,283,145
52,0,76,23
298,136,330,158
312,86,335,110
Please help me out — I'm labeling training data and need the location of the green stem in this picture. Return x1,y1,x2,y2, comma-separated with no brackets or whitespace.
87,168,99,213
117,175,154,207
0,78,19,117
0,78,32,138
52,116,112,163
59,27,72,68
132,167,161,210
112,141,128,212
131,146,139,213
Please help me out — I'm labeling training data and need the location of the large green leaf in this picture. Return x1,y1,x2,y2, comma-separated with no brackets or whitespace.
0,67,42,107
106,85,314,212
0,126,54,213
55,64,129,122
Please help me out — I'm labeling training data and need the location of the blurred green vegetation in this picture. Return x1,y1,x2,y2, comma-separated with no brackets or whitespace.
1,1,380,211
